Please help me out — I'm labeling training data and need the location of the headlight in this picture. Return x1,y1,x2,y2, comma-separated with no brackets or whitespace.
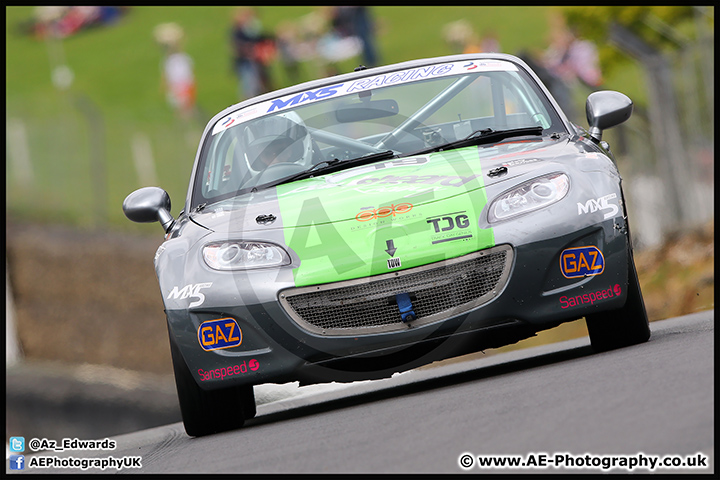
488,172,569,223
203,241,291,270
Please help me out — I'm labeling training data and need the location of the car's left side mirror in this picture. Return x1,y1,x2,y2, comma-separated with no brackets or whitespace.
123,186,175,233
585,90,633,142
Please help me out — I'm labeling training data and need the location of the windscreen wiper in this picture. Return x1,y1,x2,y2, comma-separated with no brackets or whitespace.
409,125,544,156
269,150,397,187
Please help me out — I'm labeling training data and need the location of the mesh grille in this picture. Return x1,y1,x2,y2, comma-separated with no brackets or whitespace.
280,245,512,335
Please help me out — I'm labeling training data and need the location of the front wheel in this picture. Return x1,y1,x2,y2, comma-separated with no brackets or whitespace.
168,327,256,437
585,249,651,352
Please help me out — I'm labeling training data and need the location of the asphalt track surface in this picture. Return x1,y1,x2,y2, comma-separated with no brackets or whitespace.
11,311,714,474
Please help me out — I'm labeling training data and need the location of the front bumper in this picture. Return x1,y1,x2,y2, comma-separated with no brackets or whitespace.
167,218,629,389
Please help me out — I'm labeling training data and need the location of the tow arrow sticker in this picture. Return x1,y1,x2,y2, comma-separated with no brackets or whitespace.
385,239,402,269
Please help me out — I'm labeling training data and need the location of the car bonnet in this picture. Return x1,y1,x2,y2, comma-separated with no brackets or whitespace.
191,138,569,286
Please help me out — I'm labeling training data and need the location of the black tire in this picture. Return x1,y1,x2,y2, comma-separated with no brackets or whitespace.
585,249,651,352
168,328,256,437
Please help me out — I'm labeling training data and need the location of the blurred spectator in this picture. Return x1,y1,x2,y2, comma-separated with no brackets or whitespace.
480,30,501,53
153,23,197,121
231,7,276,100
274,21,302,84
443,20,481,54
272,12,327,80
19,6,127,39
293,13,325,63
520,12,603,121
270,8,379,81
351,6,380,67
517,12,603,124
543,14,603,88
331,6,379,67
517,48,579,121
316,7,363,76
443,20,502,55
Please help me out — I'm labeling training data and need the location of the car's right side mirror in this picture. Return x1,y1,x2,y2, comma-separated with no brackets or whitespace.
585,90,633,142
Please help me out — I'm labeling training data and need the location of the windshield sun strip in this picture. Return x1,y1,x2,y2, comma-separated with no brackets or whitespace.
211,60,519,137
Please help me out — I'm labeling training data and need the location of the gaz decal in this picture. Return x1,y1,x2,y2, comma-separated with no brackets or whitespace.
560,246,605,278
197,318,242,351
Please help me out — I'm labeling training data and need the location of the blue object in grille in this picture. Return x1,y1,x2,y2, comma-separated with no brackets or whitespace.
396,292,417,323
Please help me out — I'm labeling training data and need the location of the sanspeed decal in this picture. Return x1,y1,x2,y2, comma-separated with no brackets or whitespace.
577,193,619,220
197,318,242,351
198,359,259,381
560,246,605,278
212,60,518,135
277,147,495,286
559,284,622,309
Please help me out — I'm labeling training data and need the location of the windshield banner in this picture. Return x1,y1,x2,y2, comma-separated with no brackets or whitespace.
212,60,518,136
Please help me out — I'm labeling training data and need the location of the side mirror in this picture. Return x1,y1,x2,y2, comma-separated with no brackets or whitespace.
122,187,175,233
585,90,633,142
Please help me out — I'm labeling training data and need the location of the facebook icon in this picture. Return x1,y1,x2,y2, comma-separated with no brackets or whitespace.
9,455,25,470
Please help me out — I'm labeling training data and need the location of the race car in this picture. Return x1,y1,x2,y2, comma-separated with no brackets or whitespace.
123,53,650,437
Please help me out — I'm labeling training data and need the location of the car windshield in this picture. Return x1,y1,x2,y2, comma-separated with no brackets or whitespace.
193,58,564,208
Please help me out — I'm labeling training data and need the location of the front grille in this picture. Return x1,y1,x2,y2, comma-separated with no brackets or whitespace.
279,245,513,336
